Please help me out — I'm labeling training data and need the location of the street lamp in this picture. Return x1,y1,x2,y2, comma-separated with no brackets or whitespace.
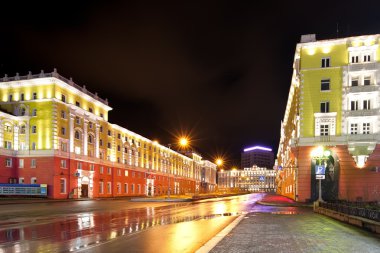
167,136,190,198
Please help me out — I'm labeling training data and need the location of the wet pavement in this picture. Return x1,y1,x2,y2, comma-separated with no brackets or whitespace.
0,193,265,252
1,193,379,252
210,203,380,253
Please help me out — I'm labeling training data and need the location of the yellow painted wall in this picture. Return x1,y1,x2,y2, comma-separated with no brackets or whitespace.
299,43,347,138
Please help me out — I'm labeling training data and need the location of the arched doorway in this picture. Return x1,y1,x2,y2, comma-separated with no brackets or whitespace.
311,149,340,201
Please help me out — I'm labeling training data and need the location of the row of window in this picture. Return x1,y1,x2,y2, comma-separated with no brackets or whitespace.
319,122,371,136
61,94,104,118
3,124,38,133
5,158,37,168
319,53,373,69
4,141,38,150
319,99,373,113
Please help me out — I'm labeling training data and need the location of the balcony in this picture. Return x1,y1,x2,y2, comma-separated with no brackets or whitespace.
346,85,378,94
348,62,378,72
345,108,379,117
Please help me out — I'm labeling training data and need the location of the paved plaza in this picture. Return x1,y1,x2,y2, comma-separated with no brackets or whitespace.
210,207,380,253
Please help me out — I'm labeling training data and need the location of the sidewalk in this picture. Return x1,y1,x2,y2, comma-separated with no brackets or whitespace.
257,193,312,207
206,194,380,253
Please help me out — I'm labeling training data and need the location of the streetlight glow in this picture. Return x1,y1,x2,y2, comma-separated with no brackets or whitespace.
216,158,223,166
179,137,189,147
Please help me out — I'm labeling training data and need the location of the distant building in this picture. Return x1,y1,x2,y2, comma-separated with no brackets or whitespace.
218,166,276,192
241,146,274,169
201,160,217,193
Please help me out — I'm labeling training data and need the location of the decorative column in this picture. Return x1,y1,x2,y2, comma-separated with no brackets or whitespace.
13,125,19,151
95,124,100,158
83,119,88,156
69,114,75,153
25,121,30,150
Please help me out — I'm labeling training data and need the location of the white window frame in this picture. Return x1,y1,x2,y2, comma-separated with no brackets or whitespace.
19,159,24,168
31,159,36,168
5,158,12,167
60,178,66,194
321,57,330,68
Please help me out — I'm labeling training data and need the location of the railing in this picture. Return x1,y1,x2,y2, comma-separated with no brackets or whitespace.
0,184,47,197
348,62,378,72
320,202,380,222
1,69,109,106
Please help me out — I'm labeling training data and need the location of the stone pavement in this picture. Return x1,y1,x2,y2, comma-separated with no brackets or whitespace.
209,194,380,253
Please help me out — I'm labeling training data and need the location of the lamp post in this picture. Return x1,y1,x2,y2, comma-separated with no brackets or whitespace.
167,137,189,198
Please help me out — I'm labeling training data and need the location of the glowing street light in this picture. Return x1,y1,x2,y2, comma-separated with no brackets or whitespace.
216,158,223,166
179,137,189,147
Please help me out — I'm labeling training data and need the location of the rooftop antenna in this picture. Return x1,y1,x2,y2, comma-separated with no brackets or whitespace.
336,22,339,38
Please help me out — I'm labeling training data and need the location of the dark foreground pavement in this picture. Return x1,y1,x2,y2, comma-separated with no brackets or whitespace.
209,194,380,253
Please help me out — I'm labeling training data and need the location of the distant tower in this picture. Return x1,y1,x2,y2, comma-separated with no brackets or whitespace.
241,146,274,169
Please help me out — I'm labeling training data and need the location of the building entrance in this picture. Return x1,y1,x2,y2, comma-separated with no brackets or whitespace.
81,184,89,198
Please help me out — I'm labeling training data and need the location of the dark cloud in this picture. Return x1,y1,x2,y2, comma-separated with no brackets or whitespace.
1,0,380,166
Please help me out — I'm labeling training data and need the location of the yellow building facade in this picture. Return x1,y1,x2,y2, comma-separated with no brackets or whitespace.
0,69,216,198
277,34,380,202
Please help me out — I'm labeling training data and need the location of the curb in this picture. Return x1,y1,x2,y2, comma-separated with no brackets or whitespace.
195,214,246,253
257,201,312,208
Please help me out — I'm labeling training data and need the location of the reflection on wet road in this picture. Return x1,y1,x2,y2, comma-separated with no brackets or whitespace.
0,193,299,252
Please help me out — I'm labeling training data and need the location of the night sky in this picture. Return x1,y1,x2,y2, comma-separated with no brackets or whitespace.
1,1,380,167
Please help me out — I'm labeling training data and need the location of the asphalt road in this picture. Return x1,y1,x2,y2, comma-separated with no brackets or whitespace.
0,193,265,253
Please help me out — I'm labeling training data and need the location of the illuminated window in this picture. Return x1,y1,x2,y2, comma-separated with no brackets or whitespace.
107,182,112,194
99,181,104,194
351,100,358,111
4,125,12,133
320,125,329,136
32,92,37,100
350,123,358,135
320,101,329,113
19,159,24,168
321,57,330,68
61,142,67,152
124,170,128,176
32,126,37,133
61,159,67,168
5,158,12,167
363,100,371,110
363,123,370,134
